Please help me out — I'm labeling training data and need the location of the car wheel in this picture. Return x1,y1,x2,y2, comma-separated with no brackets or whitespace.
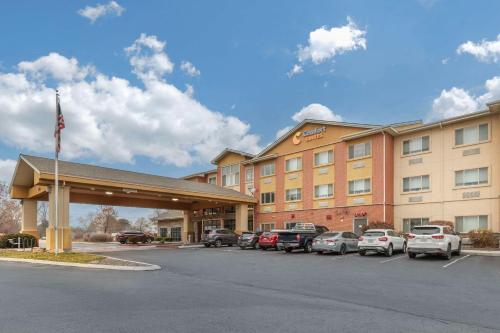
254,242,260,250
239,246,245,250
456,242,462,256
316,251,323,255
215,239,222,248
262,247,267,251
228,243,233,247
402,242,407,253
408,252,417,259
119,240,126,244
385,244,393,257
304,242,313,253
359,250,366,256
285,248,293,253
204,243,211,248
444,244,452,260
340,244,347,255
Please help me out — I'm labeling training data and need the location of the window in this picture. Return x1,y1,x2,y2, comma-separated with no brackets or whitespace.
314,150,333,166
455,167,488,187
348,142,371,159
455,215,488,233
284,222,297,230
260,192,275,204
224,219,235,231
403,175,430,192
403,218,430,233
261,162,275,177
403,136,429,155
208,176,216,185
285,157,302,172
455,123,488,146
348,179,371,194
285,188,302,201
248,215,253,231
159,227,168,237
221,164,240,186
314,184,333,198
260,223,275,232
245,167,254,183
170,227,182,241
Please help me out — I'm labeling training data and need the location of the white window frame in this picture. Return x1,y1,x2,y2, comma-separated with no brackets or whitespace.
314,184,334,198
314,150,333,166
285,157,302,172
402,136,430,155
402,175,430,193
285,188,302,201
455,215,488,233
348,178,371,195
221,164,240,187
260,162,275,177
455,123,488,146
245,167,254,183
284,222,297,230
455,167,488,187
348,142,371,160
260,223,275,232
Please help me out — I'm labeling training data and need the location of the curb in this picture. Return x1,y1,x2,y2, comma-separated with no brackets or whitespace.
462,250,500,257
0,256,161,271
178,244,205,249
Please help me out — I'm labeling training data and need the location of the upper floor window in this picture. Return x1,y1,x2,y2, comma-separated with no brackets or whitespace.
455,215,488,233
261,162,275,177
260,192,275,204
348,178,371,195
403,175,430,192
455,167,488,187
314,150,333,166
285,188,302,201
314,184,334,198
285,157,302,172
208,176,216,185
455,123,488,146
245,167,254,183
221,164,239,186
403,218,430,233
403,136,429,155
348,142,371,159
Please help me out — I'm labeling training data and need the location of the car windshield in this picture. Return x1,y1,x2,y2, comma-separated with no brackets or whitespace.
242,232,254,237
262,232,275,237
411,227,440,235
363,231,385,237
319,232,339,238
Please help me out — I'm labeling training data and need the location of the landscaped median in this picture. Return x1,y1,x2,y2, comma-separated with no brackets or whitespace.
0,250,161,271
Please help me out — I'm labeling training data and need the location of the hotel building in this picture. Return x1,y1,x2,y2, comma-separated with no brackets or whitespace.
182,100,500,240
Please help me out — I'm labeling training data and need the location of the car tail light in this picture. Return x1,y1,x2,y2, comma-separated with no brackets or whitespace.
378,236,388,241
432,235,444,240
296,234,301,241
358,236,364,241
272,234,278,241
407,234,415,239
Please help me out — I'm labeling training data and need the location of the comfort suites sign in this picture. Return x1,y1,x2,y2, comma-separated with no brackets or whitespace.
292,126,326,145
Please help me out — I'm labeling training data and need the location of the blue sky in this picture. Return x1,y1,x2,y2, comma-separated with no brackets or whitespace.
0,0,499,223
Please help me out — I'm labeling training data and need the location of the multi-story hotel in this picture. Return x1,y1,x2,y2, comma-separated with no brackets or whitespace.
182,100,500,242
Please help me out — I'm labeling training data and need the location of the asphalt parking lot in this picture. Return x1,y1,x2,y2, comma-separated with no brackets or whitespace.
0,247,499,333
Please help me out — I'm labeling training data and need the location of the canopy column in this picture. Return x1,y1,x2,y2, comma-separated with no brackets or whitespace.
46,185,72,252
182,210,194,243
21,199,39,239
235,204,248,235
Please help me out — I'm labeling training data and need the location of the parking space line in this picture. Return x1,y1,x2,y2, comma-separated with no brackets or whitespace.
379,255,406,263
442,254,471,268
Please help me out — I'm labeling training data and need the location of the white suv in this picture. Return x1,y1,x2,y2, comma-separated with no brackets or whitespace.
407,225,461,260
358,229,407,257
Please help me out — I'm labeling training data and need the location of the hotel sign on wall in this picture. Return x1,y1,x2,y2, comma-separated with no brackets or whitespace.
292,126,326,145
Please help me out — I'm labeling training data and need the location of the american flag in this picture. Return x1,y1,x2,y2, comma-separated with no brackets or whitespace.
54,92,65,156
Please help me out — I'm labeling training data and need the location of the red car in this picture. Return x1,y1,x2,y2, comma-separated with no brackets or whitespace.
258,232,279,250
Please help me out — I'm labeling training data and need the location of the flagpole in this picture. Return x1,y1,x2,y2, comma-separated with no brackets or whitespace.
55,90,59,255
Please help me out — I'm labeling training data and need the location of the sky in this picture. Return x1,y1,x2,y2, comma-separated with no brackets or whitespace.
0,0,499,224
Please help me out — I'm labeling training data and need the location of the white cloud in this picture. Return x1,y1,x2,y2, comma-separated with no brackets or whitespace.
287,64,303,78
78,1,125,23
276,103,342,138
0,34,261,168
429,76,500,121
457,34,500,63
290,17,366,75
441,57,449,65
180,61,201,77
124,33,174,82
0,159,16,184
18,53,94,82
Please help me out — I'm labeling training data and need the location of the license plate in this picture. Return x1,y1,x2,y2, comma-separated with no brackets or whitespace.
368,239,374,243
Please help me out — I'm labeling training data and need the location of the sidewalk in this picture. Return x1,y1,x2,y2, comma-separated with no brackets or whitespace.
462,249,500,256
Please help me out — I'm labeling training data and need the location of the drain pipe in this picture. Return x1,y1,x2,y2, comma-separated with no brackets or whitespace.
383,132,386,222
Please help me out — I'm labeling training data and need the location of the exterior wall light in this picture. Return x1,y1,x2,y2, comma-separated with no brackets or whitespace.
105,191,113,195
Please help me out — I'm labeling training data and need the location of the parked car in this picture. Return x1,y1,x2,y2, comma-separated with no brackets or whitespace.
258,231,279,250
202,229,239,248
277,223,329,253
312,231,359,255
358,229,406,256
115,231,154,244
407,225,461,260
238,231,263,249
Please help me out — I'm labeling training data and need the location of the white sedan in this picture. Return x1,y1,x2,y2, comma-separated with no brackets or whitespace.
407,225,461,260
358,229,407,257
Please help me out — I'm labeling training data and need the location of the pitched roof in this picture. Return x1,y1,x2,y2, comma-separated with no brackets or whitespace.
156,210,184,221
181,169,217,180
16,155,255,203
210,148,255,164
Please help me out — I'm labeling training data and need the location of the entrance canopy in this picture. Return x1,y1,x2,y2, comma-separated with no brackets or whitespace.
10,154,256,209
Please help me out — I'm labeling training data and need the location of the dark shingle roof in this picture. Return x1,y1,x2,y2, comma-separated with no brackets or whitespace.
20,155,254,202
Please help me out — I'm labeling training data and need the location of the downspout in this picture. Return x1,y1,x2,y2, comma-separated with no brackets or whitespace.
383,132,386,222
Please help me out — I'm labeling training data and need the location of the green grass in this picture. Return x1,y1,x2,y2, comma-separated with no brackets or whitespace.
0,250,105,264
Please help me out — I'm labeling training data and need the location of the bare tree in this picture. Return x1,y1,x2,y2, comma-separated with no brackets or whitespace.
0,182,21,234
133,217,153,232
89,206,119,234
37,202,49,237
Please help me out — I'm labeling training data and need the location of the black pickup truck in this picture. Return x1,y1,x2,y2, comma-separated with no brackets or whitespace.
276,223,329,253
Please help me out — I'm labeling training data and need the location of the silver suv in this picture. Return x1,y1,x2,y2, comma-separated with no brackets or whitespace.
202,229,239,248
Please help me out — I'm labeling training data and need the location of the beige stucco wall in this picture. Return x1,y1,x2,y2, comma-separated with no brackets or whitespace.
394,113,500,232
